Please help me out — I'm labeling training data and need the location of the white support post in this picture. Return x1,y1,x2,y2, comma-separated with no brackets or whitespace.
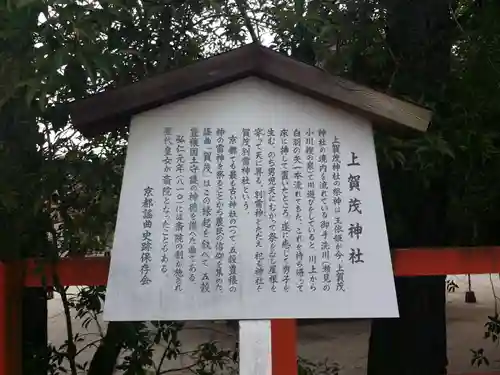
239,320,272,375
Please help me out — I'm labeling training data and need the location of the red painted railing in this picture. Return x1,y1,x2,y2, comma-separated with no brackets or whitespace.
3,247,500,375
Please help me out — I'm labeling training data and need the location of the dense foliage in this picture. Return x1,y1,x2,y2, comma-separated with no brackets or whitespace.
2,0,500,373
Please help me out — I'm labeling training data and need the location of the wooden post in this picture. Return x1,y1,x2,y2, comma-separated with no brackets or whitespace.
0,262,23,375
240,320,272,375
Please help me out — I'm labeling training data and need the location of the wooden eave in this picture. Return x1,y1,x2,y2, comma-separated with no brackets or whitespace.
69,43,432,138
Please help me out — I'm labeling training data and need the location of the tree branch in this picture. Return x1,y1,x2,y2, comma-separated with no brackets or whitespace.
156,344,170,375
53,274,78,375
76,338,103,356
234,0,259,43
160,362,198,374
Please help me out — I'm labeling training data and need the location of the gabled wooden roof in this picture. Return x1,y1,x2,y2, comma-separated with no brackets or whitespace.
70,43,432,137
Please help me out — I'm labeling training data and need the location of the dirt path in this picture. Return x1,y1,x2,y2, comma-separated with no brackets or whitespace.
48,274,500,374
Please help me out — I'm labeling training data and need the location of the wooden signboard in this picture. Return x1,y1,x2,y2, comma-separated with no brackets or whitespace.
70,43,432,374
104,77,399,320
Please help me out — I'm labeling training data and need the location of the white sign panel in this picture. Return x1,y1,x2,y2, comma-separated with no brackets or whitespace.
104,78,398,321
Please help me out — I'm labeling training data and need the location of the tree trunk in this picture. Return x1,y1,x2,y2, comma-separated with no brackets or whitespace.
368,277,447,375
1,104,50,375
367,1,455,374
22,288,48,375
368,175,450,374
87,321,126,375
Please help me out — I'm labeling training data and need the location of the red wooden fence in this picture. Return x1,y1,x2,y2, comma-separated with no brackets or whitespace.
3,247,500,375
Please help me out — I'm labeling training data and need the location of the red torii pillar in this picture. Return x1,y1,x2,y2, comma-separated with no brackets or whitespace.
0,262,23,375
